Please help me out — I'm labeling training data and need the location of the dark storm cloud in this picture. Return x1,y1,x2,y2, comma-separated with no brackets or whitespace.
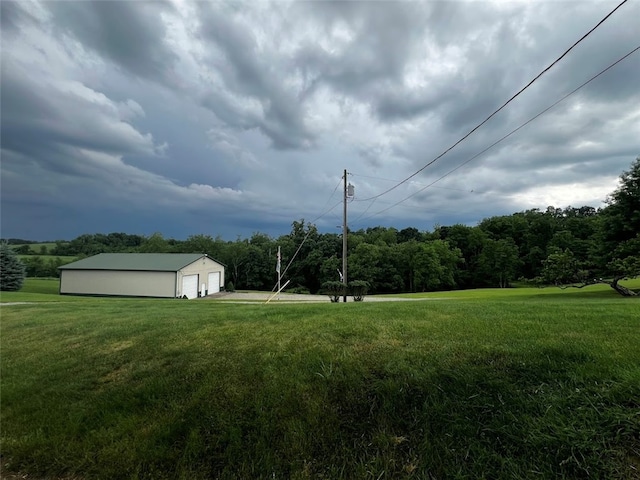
293,1,427,113
291,1,521,125
1,0,639,241
1,59,156,177
373,89,451,122
384,4,640,203
196,3,315,150
47,0,177,81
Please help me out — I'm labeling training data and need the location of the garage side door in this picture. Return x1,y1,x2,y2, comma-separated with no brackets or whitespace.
208,272,220,294
182,274,198,299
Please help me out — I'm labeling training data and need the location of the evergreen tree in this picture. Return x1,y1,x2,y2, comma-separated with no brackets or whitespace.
0,243,26,291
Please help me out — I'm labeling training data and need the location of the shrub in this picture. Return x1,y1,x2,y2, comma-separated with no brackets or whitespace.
349,280,369,302
0,243,26,291
322,280,345,302
226,281,235,292
286,285,310,295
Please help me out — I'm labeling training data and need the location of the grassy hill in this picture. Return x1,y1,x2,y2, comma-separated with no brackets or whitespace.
1,280,639,479
10,242,60,254
16,254,78,262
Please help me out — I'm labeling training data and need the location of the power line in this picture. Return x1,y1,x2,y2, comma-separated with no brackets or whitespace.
355,44,640,223
356,0,630,203
351,173,474,192
349,174,474,223
317,178,343,214
350,198,378,224
272,176,345,290
276,198,343,285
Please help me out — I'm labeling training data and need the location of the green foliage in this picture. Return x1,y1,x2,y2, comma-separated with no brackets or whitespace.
348,280,369,301
14,244,32,254
51,234,143,256
0,243,26,291
8,242,58,255
536,158,640,295
321,280,344,302
542,249,581,285
598,157,640,273
477,238,521,288
139,232,171,253
226,281,235,292
437,224,488,288
412,240,462,291
286,285,311,294
603,156,640,244
21,255,76,278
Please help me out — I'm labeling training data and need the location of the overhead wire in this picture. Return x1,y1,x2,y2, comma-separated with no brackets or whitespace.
272,179,344,290
349,198,378,224
351,173,474,192
349,174,475,224
317,178,343,215
272,0,632,289
354,44,640,224
356,0,630,203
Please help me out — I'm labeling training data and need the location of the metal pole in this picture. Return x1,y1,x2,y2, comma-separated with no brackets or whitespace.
342,169,348,302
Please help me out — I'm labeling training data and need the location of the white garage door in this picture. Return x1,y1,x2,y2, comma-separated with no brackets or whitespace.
182,274,198,299
208,272,220,294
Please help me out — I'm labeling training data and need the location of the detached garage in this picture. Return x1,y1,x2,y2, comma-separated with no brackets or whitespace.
59,253,225,299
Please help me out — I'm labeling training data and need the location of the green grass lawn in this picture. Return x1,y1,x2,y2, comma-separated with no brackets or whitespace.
1,280,639,479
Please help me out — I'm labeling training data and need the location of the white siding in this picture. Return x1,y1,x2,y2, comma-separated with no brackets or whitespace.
179,257,225,296
59,255,225,298
60,270,175,297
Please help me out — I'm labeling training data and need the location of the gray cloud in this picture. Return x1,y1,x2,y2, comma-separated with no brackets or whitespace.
47,1,177,81
196,3,315,149
0,1,35,35
1,0,639,241
1,59,158,170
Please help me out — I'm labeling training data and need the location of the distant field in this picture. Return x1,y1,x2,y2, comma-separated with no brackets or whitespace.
17,255,77,262
11,242,60,254
1,280,638,479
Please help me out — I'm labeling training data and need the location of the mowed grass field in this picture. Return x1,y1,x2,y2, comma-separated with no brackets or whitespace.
11,243,59,254
1,280,639,479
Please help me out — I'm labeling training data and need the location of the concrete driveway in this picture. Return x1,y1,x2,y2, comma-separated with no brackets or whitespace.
203,291,433,303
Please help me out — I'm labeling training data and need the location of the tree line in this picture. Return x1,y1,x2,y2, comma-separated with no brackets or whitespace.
4,157,639,295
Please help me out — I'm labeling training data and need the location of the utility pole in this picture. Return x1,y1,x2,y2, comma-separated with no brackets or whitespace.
342,169,348,302
342,170,354,302
276,245,281,297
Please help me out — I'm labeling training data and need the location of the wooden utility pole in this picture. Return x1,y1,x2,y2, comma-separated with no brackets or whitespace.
342,169,348,302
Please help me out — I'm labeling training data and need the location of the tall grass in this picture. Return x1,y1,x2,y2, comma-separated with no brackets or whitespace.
1,281,639,479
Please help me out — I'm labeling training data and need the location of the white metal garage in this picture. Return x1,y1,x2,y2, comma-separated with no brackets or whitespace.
181,274,199,299
59,253,225,299
208,272,221,294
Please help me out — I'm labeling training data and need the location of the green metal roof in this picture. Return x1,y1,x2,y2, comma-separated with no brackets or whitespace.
59,253,210,271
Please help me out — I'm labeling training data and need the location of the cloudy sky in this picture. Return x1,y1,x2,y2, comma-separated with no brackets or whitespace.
1,0,639,241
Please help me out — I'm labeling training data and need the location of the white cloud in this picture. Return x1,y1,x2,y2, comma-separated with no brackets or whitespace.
509,177,619,211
